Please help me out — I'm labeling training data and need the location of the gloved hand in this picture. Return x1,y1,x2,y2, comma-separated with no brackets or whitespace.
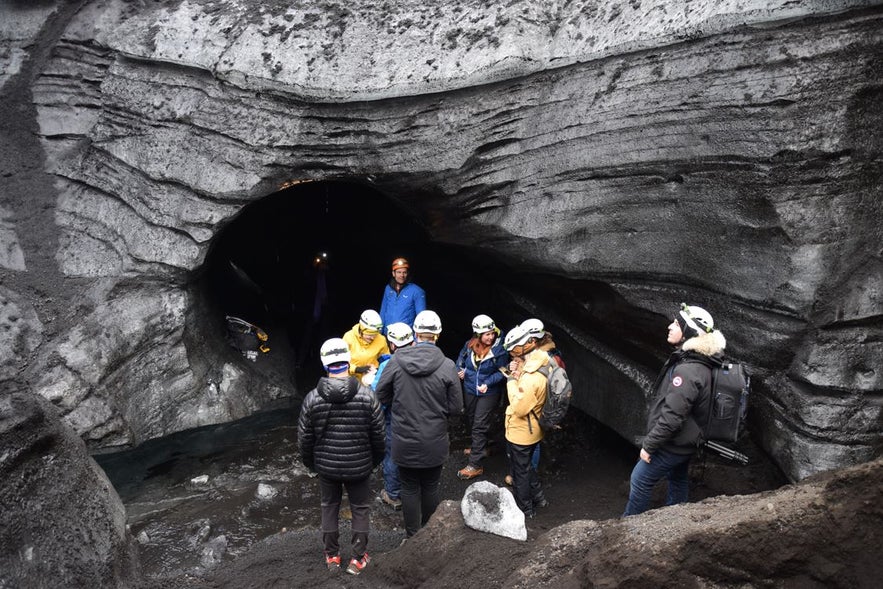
353,366,371,375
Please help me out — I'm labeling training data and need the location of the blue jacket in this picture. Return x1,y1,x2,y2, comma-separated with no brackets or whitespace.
456,339,508,397
380,281,426,333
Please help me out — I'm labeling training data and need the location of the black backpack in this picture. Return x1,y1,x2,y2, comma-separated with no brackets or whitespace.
704,359,750,444
535,360,573,431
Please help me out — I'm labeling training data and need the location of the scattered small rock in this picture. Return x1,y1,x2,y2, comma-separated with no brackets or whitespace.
256,483,277,499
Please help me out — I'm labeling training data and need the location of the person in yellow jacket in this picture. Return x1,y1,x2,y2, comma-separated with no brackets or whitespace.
343,309,390,382
502,324,549,518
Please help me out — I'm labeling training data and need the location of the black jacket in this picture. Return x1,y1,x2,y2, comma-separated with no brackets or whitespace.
374,342,463,468
297,375,385,481
642,330,727,455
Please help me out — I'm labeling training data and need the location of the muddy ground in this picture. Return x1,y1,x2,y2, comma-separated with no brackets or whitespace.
115,408,787,589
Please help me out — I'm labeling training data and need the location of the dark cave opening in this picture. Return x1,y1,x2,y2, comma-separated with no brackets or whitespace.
195,179,525,390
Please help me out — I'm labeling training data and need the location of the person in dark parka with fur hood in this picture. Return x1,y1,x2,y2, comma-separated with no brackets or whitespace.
623,303,727,516
298,338,385,575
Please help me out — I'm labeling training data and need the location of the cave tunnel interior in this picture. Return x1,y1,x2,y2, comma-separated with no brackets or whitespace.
196,179,668,401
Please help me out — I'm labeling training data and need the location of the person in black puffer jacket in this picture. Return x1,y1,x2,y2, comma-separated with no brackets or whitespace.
623,303,726,516
298,338,385,575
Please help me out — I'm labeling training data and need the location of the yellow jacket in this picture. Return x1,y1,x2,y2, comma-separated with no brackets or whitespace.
505,348,548,445
342,324,390,374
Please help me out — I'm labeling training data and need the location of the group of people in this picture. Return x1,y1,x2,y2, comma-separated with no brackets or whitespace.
297,257,730,576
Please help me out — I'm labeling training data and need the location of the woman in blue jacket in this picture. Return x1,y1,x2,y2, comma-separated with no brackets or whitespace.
456,314,508,480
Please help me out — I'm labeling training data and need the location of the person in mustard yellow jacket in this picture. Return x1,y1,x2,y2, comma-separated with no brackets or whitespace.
343,310,390,381
502,324,549,518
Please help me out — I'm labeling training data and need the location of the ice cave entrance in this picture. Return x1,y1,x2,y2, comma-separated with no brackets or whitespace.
196,179,508,390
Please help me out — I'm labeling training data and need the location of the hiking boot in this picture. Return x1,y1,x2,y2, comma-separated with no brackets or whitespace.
534,497,549,509
380,489,402,510
346,553,370,575
504,474,513,486
325,554,341,572
457,465,484,480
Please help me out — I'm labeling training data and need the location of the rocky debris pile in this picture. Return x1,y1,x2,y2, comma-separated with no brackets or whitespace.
369,459,883,588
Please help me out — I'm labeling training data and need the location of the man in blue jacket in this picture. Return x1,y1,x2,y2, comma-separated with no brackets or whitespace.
379,257,426,334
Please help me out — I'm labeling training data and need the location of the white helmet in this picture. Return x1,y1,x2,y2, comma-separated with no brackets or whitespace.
471,314,496,334
521,318,545,339
678,303,715,336
359,309,383,333
386,322,414,347
320,338,351,367
413,310,442,334
503,324,532,351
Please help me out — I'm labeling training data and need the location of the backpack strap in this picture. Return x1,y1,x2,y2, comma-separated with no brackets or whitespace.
531,364,552,426
675,354,722,446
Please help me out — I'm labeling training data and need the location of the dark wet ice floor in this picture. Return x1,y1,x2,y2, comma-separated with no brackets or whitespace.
93,407,323,577
94,406,773,581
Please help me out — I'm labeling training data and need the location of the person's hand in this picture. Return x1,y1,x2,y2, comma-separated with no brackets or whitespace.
640,448,652,463
477,384,488,394
458,368,465,380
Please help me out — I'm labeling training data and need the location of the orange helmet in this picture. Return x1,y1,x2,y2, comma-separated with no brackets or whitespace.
391,257,409,271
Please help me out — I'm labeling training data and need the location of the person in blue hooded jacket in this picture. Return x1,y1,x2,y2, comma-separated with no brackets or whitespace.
379,257,426,334
455,314,508,480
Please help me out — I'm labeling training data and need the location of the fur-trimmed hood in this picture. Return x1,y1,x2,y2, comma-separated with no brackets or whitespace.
681,329,726,357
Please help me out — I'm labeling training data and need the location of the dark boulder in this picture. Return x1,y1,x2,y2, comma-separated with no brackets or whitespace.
0,382,139,588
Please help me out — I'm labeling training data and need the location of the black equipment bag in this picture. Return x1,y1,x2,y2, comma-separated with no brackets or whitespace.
705,360,750,444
